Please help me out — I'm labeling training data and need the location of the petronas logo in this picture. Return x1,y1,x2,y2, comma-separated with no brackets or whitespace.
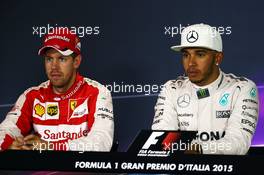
219,93,230,106
250,88,257,98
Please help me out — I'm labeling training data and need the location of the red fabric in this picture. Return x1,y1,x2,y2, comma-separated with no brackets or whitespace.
1,135,14,150
38,27,81,55
1,74,100,151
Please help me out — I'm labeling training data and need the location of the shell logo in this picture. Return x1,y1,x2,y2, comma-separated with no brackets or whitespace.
34,104,45,117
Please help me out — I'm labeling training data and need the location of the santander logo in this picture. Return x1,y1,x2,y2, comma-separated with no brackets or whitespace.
43,127,89,140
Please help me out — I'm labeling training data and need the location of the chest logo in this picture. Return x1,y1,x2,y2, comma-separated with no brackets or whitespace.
47,104,58,116
216,110,231,118
34,104,45,117
196,88,210,99
70,100,78,111
69,98,89,120
177,94,190,108
219,93,230,106
250,88,257,98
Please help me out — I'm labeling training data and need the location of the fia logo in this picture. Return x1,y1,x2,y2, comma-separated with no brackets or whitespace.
219,93,230,106
142,132,165,149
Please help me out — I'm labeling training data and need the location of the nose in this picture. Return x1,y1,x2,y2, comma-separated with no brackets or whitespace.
188,54,197,66
51,58,59,70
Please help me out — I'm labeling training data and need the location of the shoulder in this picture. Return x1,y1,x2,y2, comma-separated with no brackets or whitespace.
163,76,189,90
223,72,257,89
222,72,258,100
83,77,111,95
14,81,50,105
22,80,50,96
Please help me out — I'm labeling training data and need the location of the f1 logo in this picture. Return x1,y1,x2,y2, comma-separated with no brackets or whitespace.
142,132,164,149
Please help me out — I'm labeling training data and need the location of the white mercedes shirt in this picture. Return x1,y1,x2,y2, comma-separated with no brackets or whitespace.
152,70,259,155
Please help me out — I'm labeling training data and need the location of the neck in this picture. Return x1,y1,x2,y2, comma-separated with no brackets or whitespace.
195,68,220,87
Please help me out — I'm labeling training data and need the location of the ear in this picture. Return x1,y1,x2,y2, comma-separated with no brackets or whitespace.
73,55,82,69
215,52,223,66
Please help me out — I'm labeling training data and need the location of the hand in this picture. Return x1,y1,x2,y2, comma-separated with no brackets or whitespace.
184,143,202,154
22,134,51,151
8,136,24,150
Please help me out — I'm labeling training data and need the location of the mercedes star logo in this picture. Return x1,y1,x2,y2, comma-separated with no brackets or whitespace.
177,94,191,108
186,30,198,43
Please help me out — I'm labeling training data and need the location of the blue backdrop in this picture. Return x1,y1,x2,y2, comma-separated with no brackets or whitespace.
0,0,263,151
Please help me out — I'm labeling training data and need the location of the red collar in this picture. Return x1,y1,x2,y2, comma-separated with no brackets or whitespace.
48,73,84,101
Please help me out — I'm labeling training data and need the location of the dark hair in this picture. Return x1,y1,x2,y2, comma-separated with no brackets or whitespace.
70,52,78,59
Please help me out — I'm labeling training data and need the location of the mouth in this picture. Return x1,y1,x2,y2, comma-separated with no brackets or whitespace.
187,69,200,77
50,72,62,80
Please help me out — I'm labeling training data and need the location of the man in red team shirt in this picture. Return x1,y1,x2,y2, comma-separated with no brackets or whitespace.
0,27,114,151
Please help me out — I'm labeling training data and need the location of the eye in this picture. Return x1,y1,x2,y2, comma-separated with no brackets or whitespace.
182,52,188,58
59,57,67,62
45,57,53,62
197,52,206,57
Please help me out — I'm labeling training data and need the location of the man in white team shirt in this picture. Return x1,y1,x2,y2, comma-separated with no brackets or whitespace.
152,23,259,155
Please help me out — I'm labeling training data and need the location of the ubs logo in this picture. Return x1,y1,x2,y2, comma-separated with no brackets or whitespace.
47,104,58,116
